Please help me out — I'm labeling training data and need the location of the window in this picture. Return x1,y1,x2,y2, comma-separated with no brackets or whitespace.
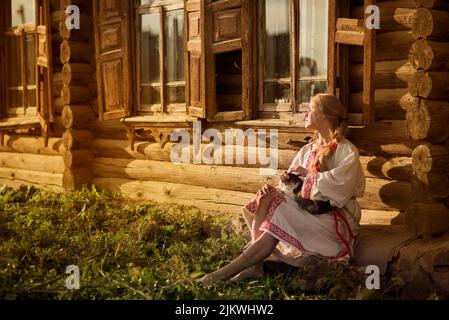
136,0,185,115
258,0,329,113
0,0,53,140
1,0,37,120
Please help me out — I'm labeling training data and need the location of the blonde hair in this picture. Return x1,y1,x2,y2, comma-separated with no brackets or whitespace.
310,94,348,171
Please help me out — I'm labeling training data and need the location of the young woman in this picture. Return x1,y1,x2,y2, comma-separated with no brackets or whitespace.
201,94,366,285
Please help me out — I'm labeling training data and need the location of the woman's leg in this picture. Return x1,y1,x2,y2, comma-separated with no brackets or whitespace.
251,195,272,243
201,231,279,285
231,196,273,281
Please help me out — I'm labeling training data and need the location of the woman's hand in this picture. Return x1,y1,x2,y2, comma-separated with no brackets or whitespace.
260,184,276,197
290,166,308,177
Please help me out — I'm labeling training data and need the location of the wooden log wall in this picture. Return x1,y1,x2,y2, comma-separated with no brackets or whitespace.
402,1,449,238
0,0,71,191
58,0,95,191
89,0,440,226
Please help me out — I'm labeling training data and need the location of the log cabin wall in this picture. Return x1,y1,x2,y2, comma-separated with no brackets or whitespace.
0,0,70,192
88,0,435,226
58,0,95,191
404,0,449,238
1,0,447,230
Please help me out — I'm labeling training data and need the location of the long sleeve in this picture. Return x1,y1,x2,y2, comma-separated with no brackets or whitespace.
303,142,366,208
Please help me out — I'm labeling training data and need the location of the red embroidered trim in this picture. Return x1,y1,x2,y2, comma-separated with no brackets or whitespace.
302,171,317,200
261,221,311,253
244,190,286,217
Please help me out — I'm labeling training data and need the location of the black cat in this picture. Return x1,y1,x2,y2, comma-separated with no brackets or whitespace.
278,171,333,215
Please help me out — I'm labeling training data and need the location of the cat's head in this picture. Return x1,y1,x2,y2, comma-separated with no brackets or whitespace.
279,171,303,195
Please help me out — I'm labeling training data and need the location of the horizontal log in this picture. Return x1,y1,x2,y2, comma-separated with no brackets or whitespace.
349,89,412,120
352,31,415,62
412,144,449,174
409,39,449,71
54,97,65,115
64,149,93,168
0,178,63,193
408,70,449,101
0,167,63,188
406,99,449,143
92,177,409,217
93,177,254,215
406,202,449,238
350,60,416,91
360,156,413,181
59,0,91,10
63,168,93,192
58,14,92,42
91,157,412,211
410,8,449,41
62,129,94,150
60,40,92,64
352,4,416,33
411,0,449,9
335,30,364,46
62,85,92,104
360,210,402,226
92,119,128,140
0,135,65,155
62,63,93,85
91,138,413,182
349,120,421,157
62,105,96,129
411,175,449,202
0,152,65,174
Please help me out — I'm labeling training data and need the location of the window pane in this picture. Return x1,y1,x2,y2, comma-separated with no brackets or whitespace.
299,79,327,104
167,86,185,105
264,0,290,104
140,13,161,105
140,0,157,5
141,86,161,105
6,35,23,108
264,83,291,105
299,0,328,100
165,9,185,83
26,33,36,107
11,0,35,27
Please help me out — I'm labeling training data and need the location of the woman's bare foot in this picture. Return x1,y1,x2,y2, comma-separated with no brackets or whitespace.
200,269,232,286
230,264,264,282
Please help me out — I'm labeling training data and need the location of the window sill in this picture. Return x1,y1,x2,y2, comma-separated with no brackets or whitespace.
121,115,198,128
234,119,310,132
0,117,41,130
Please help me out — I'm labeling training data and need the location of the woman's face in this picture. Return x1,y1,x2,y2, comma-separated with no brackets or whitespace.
304,102,324,130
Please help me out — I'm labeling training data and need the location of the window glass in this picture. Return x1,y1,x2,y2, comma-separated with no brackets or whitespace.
299,0,328,103
165,9,185,105
11,0,35,27
263,0,291,104
140,13,161,106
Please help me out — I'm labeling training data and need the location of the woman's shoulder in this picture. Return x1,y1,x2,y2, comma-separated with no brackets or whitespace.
336,139,360,157
299,141,316,154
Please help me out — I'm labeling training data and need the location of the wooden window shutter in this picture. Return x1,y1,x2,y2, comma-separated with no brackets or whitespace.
93,0,132,121
35,0,54,142
0,2,6,119
185,0,207,119
328,0,376,125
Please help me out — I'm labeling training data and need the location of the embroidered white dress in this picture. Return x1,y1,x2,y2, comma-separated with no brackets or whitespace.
242,139,366,266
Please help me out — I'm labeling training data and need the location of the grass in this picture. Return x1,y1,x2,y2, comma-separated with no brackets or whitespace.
0,185,379,300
